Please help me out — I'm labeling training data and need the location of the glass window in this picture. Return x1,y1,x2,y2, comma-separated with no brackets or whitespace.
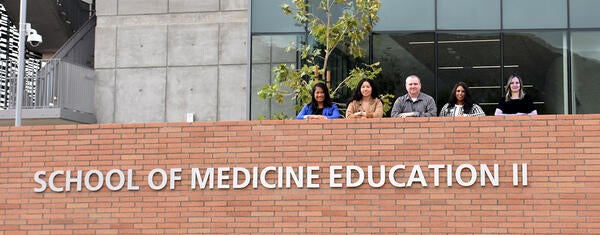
571,31,600,114
437,0,500,30
570,0,600,28
251,35,302,119
503,0,566,29
251,0,303,33
503,31,567,114
309,0,346,27
375,0,435,31
373,33,435,116
437,32,501,115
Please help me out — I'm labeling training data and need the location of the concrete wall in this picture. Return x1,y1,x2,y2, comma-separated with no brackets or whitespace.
1,115,600,233
94,0,249,123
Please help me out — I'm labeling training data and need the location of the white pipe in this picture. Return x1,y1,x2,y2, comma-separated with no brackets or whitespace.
15,0,28,126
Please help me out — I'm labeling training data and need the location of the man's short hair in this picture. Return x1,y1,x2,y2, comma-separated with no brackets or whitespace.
405,75,421,84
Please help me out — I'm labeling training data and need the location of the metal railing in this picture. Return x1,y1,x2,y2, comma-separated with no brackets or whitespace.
0,59,95,115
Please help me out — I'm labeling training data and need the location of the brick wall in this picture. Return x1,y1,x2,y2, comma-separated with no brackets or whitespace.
1,115,600,234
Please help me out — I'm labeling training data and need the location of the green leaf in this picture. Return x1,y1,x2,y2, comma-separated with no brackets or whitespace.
281,4,292,15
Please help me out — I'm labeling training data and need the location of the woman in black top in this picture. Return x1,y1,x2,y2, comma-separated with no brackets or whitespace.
495,74,537,116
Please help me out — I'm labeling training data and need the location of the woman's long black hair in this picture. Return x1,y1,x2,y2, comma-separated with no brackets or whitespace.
348,78,379,104
310,82,334,112
447,82,476,114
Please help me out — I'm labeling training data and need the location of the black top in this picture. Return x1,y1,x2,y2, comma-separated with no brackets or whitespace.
497,94,536,114
313,108,323,115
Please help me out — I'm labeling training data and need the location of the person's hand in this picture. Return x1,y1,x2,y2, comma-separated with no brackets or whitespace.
399,112,415,118
354,111,367,118
305,115,327,120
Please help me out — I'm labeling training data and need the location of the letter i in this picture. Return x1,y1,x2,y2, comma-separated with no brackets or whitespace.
512,163,528,186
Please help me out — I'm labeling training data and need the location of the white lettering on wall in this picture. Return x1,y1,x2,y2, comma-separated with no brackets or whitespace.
407,165,427,187
148,168,167,190
32,163,521,193
512,163,528,186
65,170,82,192
480,164,499,186
170,168,182,190
49,171,64,192
388,165,405,187
260,166,276,189
428,164,445,187
34,171,47,192
217,167,230,189
346,166,364,188
191,168,214,189
106,169,125,191
233,167,250,189
127,169,140,191
286,166,303,188
456,164,477,186
84,170,103,191
306,166,320,188
367,165,385,188
329,166,343,188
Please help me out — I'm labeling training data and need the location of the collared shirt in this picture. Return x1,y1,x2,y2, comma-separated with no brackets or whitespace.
391,92,437,117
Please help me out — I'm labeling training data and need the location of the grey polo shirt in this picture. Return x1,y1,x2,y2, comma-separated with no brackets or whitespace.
391,92,437,117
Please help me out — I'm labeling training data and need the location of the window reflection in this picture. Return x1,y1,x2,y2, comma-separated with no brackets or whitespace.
373,33,435,116
437,32,501,115
372,31,568,116
437,0,500,30
503,31,567,114
571,32,600,114
250,35,301,119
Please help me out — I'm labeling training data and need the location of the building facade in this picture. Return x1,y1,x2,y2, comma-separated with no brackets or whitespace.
2,1,600,233
93,0,600,123
94,0,249,123
251,0,600,119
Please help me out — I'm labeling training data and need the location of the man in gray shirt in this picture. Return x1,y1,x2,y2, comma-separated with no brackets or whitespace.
391,75,437,118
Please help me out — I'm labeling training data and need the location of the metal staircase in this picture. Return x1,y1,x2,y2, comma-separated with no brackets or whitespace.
0,0,94,54
0,1,96,125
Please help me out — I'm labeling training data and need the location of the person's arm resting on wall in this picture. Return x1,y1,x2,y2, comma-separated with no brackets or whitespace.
439,103,450,117
323,104,341,119
296,105,311,120
465,104,485,117
494,108,508,116
390,98,403,117
420,97,437,117
346,102,359,118
370,99,384,118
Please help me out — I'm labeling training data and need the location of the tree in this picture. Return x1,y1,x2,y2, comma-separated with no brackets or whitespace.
258,0,392,119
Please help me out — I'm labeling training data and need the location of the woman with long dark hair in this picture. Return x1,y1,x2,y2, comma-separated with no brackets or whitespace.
346,78,383,118
439,82,485,117
295,83,341,119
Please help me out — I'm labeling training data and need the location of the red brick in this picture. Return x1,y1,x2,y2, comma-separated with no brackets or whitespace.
1,114,599,233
